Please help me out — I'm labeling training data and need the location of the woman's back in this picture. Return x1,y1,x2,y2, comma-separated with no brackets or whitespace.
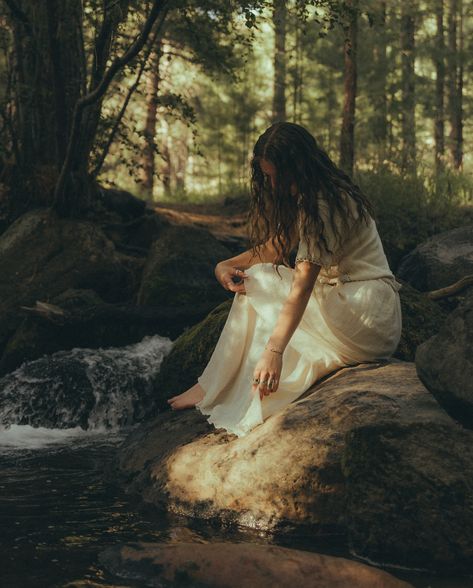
295,192,399,288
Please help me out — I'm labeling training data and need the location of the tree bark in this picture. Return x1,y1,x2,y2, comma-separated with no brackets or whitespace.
141,40,163,202
400,2,416,174
4,0,168,218
53,1,169,217
434,0,446,174
339,0,358,177
371,1,388,165
7,0,84,211
447,0,463,169
272,0,286,123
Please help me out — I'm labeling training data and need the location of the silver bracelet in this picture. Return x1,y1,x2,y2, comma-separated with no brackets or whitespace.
265,345,283,355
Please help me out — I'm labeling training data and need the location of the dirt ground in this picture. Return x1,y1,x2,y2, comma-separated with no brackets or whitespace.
151,197,250,242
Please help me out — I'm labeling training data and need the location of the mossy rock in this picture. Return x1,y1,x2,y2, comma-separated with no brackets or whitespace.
0,289,108,376
137,224,232,308
394,279,447,361
153,298,232,410
0,208,136,355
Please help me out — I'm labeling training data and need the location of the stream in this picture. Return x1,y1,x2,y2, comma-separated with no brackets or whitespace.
0,337,472,588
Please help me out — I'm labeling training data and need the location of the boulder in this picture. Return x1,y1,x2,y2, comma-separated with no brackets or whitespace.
415,291,473,429
117,361,473,573
397,224,473,291
100,212,170,255
98,187,146,220
137,224,232,320
0,208,137,356
99,542,412,588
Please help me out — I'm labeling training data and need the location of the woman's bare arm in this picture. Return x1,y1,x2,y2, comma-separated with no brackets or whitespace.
266,260,321,352
218,232,298,270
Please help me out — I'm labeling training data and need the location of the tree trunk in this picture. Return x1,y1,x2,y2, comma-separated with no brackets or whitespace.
272,0,286,123
141,40,163,202
371,1,388,166
434,0,446,174
160,122,172,197
8,0,84,213
175,126,188,194
447,0,463,169
400,2,416,174
339,0,358,177
291,22,304,124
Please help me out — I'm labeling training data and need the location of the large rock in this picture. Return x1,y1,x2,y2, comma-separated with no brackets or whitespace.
117,361,473,573
397,224,473,291
343,421,473,572
415,292,473,429
101,211,170,254
99,542,412,588
0,208,137,355
137,224,232,309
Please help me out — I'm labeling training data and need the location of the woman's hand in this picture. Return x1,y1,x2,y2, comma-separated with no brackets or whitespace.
252,349,282,400
215,262,250,294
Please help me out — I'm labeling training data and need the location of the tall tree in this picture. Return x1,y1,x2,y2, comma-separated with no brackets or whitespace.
434,0,446,173
370,1,388,165
272,0,287,122
339,0,358,176
400,1,416,173
447,0,463,169
3,0,168,217
7,0,84,211
141,40,163,201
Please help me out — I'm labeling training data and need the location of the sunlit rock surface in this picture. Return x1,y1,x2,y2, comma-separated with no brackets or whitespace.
397,224,473,291
415,291,473,429
117,361,473,573
99,541,413,588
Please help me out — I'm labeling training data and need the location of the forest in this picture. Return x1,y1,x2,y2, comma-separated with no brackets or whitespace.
0,1,473,587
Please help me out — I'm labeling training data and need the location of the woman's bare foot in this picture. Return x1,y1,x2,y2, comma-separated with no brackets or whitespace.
167,383,205,410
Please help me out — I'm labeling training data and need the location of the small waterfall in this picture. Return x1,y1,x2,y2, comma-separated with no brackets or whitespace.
0,334,173,431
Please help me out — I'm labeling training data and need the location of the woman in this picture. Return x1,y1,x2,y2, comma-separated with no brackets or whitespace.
167,122,402,437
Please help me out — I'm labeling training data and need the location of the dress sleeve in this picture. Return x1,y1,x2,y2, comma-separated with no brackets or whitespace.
295,193,360,270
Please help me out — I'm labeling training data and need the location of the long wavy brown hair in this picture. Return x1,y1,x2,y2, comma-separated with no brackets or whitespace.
247,122,375,275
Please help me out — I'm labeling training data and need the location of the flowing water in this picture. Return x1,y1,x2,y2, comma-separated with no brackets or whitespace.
0,338,471,588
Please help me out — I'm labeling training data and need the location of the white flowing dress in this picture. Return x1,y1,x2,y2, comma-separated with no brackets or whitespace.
195,194,402,438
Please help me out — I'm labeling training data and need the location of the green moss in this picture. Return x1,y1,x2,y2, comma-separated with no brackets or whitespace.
153,298,232,407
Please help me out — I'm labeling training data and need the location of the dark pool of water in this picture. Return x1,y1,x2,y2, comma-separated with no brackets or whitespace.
0,428,472,588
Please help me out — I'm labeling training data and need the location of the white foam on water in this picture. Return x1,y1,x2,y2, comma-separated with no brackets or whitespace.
0,424,113,450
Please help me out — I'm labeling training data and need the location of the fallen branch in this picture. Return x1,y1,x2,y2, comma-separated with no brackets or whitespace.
20,301,67,324
426,274,473,300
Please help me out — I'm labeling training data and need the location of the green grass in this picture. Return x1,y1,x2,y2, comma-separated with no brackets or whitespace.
355,166,473,268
